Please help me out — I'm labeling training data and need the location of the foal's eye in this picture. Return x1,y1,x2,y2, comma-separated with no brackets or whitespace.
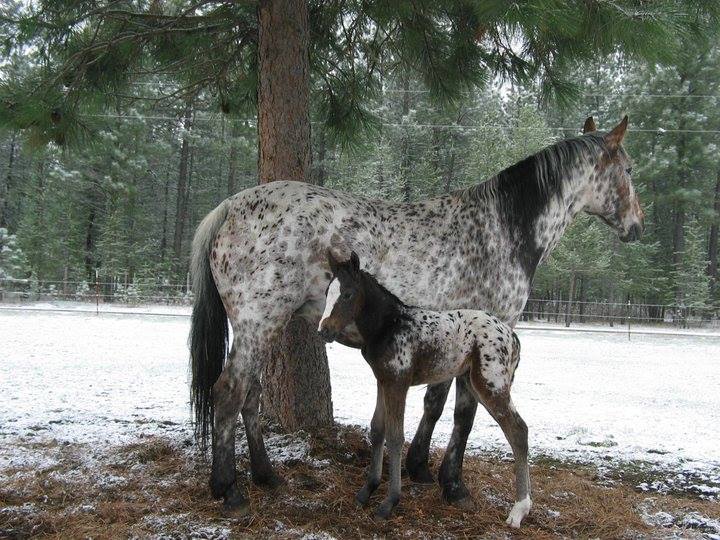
626,167,632,175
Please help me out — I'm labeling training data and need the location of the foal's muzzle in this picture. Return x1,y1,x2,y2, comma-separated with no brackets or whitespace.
318,326,337,343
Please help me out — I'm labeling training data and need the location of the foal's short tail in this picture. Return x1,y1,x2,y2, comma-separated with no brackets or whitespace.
189,199,230,451
510,332,521,383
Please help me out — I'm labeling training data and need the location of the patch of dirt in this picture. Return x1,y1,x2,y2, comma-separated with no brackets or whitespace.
1,425,718,539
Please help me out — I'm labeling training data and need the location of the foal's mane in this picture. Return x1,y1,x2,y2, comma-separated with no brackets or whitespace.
464,133,605,216
359,269,408,310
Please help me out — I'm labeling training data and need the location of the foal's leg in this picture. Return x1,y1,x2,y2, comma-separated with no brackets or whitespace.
356,381,385,506
406,379,452,483
241,375,283,488
375,384,408,520
210,342,253,512
475,392,531,528
438,373,478,506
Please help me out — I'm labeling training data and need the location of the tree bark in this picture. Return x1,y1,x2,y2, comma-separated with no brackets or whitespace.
400,75,412,202
314,128,327,187
172,102,193,272
708,168,720,301
564,273,576,327
1,132,17,229
258,0,333,432
227,124,240,196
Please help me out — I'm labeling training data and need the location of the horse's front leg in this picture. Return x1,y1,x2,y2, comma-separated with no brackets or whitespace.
406,379,452,483
356,381,385,506
438,373,478,507
374,384,408,520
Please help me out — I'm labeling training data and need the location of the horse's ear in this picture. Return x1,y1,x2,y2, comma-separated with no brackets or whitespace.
350,251,360,273
605,115,628,150
327,249,340,274
582,116,597,134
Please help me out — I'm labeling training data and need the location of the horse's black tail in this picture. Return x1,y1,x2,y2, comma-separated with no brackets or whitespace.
189,199,230,451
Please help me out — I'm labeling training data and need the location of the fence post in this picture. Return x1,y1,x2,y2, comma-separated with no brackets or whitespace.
627,299,631,341
95,269,100,316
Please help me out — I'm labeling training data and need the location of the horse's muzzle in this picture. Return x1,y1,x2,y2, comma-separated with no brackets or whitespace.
620,222,643,243
318,327,336,343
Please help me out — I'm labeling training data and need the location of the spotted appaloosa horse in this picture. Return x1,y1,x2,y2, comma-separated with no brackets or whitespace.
189,116,644,512
318,251,529,526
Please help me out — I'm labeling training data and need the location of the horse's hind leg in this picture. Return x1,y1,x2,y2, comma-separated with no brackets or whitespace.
210,342,252,512
241,375,282,487
356,381,385,506
406,379,452,484
438,373,478,506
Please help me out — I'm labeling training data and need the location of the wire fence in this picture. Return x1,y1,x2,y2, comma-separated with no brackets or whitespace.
2,277,719,332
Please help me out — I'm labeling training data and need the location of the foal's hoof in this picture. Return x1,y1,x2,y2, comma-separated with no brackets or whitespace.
505,496,532,528
222,482,251,517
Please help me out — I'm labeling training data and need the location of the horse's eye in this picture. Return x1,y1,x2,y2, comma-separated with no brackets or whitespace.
626,167,632,175
342,292,352,299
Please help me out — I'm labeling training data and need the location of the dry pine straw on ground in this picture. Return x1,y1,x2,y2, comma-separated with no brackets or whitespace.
1,425,718,539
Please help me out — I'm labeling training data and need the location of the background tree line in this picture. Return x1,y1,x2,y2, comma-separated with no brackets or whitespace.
3,57,720,312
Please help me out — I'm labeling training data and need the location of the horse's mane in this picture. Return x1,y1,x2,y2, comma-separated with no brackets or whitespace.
464,133,606,219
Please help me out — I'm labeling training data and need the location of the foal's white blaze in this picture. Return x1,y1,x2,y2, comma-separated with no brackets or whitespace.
506,495,532,528
318,278,341,331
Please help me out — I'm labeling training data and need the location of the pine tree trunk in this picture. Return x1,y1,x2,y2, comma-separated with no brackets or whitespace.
227,124,240,196
173,102,193,272
257,0,333,432
672,73,690,304
565,273,576,327
1,132,17,229
400,76,412,202
160,170,170,262
314,129,327,187
708,169,720,301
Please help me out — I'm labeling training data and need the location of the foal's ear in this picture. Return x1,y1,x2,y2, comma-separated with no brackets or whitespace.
605,115,629,150
582,116,597,134
327,249,340,274
350,251,361,273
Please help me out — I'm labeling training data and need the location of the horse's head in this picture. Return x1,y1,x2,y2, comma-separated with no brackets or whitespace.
581,116,644,242
318,250,364,343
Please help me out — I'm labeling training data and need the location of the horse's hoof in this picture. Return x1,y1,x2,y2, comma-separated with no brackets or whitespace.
407,463,434,484
450,494,476,511
253,470,285,490
441,480,473,508
222,482,250,517
209,475,233,500
355,487,371,507
505,496,532,528
373,500,397,520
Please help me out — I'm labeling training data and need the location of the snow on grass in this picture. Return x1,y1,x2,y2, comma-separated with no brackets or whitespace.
1,308,719,498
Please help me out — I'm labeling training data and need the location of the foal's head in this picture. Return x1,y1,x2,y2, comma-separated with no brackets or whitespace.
581,116,645,242
318,250,365,343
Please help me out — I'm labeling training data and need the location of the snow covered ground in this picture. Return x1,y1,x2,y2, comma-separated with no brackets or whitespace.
1,305,719,497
